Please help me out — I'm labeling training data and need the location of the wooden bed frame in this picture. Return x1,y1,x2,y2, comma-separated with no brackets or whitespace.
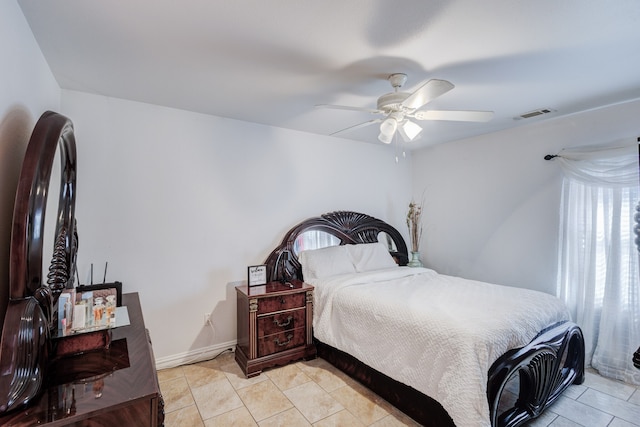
264,211,585,427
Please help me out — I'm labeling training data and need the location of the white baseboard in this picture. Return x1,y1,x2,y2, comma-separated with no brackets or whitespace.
155,340,237,370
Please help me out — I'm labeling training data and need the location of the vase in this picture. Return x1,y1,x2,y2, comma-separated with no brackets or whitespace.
407,251,423,267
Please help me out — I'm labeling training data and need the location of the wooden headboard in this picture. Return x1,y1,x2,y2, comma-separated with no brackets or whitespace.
263,211,408,282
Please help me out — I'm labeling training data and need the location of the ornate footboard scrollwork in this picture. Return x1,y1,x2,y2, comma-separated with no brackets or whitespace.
488,321,585,427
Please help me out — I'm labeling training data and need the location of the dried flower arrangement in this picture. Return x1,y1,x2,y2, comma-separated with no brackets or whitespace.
406,200,423,253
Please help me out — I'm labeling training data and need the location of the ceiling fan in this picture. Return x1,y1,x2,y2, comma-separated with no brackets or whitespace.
318,73,494,144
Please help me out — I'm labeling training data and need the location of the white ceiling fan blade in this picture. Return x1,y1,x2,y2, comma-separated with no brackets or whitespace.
316,104,382,114
330,118,383,136
401,79,455,110
414,110,494,122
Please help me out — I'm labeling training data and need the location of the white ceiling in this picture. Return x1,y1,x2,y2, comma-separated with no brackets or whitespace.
18,0,640,149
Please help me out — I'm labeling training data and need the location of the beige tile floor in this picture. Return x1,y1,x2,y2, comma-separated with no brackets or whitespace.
157,350,640,427
158,350,419,426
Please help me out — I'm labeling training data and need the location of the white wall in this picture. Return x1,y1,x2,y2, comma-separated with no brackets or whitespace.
411,100,640,295
0,0,60,329
61,90,412,364
8,0,638,366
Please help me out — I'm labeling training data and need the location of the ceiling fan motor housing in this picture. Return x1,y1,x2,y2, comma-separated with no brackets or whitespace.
388,73,407,88
377,92,411,113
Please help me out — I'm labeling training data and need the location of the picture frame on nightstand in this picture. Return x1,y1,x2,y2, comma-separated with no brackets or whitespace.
247,265,267,287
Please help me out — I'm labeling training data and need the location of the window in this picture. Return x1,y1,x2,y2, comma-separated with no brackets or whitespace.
556,140,639,385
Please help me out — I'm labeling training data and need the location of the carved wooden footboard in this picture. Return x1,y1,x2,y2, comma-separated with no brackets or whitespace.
317,320,584,427
488,321,585,427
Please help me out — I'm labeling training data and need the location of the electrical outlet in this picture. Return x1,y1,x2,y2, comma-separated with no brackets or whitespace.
203,313,210,325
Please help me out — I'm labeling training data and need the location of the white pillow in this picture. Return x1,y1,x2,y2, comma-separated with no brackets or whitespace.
347,242,397,272
299,245,356,281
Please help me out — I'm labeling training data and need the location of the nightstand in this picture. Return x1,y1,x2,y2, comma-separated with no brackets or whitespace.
235,280,316,377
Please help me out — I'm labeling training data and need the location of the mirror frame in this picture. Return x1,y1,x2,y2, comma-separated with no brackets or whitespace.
0,111,77,413
10,111,77,299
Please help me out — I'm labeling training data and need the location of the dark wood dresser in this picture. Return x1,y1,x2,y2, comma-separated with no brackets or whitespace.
0,292,164,426
235,280,316,377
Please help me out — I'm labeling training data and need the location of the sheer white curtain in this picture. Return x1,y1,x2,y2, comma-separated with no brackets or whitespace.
556,139,640,385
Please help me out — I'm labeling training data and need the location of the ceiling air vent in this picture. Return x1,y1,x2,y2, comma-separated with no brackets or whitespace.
514,108,555,120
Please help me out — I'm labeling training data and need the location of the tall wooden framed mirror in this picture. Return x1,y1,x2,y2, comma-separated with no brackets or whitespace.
0,111,77,413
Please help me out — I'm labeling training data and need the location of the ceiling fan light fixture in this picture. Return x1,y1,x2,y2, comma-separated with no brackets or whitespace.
380,117,397,135
399,120,422,141
378,117,397,144
378,131,393,144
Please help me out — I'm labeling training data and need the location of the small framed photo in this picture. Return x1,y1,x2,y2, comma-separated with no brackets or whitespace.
76,281,123,306
248,265,267,287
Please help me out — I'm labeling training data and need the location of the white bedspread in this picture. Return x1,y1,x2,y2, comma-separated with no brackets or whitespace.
310,267,570,427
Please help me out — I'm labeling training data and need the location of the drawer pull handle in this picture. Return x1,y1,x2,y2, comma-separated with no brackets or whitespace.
275,334,293,347
274,316,293,328
279,297,286,304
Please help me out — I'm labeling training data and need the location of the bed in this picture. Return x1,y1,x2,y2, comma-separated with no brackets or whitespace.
263,211,585,427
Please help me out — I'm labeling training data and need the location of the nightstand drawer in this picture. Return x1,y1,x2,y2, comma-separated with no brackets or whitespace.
257,308,306,337
258,328,306,357
257,292,305,314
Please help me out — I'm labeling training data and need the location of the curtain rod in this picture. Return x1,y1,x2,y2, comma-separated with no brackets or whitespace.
544,136,640,160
